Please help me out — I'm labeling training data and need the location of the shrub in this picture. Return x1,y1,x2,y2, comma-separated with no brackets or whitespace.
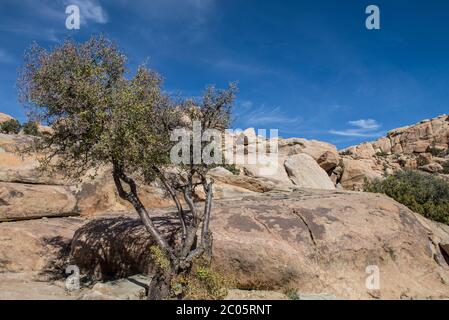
0,119,21,134
376,151,389,157
284,287,300,300
22,121,40,136
171,265,232,300
339,150,353,156
222,164,240,175
428,147,449,158
443,161,449,174
364,170,449,225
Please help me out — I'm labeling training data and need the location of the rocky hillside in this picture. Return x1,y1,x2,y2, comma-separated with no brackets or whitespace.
335,114,449,190
1,111,449,300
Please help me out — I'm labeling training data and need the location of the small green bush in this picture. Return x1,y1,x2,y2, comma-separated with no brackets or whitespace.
376,151,389,157
364,170,449,225
22,121,40,136
172,265,232,300
428,147,449,158
0,119,21,134
339,150,353,156
443,161,449,174
222,164,240,175
284,287,300,300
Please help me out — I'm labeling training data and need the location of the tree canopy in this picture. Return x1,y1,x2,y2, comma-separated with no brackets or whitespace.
19,35,237,299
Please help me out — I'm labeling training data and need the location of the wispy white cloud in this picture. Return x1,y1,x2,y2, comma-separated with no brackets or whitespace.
239,105,302,127
348,119,380,130
329,119,383,137
0,49,14,64
240,100,253,109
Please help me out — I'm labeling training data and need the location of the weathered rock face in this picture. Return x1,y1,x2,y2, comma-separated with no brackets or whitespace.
419,163,444,173
344,116,448,159
317,151,339,173
0,217,84,273
242,154,294,187
284,154,335,190
0,131,284,219
232,134,341,188
337,114,449,189
74,167,174,216
346,143,376,159
69,190,449,300
209,171,276,193
0,182,78,222
0,134,65,185
279,138,338,161
376,115,448,155
339,159,382,190
37,124,54,136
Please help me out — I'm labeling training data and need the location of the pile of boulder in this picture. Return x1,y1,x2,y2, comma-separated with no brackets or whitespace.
2,111,449,300
335,114,449,189
0,112,343,221
2,112,449,221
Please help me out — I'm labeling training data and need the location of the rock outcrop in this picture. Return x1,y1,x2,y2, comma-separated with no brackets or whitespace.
284,154,335,190
348,115,449,156
2,110,449,300
0,134,65,185
337,114,449,190
0,117,346,219
0,183,78,222
69,190,449,300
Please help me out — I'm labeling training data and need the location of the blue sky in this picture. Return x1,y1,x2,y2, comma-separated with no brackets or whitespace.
1,0,448,148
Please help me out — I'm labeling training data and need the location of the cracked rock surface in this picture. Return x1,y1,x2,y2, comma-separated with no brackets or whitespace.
68,189,449,299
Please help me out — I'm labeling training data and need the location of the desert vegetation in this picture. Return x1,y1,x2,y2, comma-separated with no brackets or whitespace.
0,118,42,136
364,170,449,225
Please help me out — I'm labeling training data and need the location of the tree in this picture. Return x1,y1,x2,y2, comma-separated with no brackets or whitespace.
22,121,40,136
0,119,21,134
18,36,236,299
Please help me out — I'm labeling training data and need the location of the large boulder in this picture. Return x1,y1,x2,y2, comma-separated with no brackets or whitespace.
340,158,382,190
316,151,339,172
345,143,376,159
278,138,340,171
0,216,84,273
0,134,66,185
372,138,392,154
37,124,54,136
69,189,449,299
278,138,338,160
284,154,335,190
0,182,78,222
242,154,294,187
209,169,276,193
74,166,174,216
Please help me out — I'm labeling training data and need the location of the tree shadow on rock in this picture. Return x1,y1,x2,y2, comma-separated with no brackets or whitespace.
69,215,181,281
